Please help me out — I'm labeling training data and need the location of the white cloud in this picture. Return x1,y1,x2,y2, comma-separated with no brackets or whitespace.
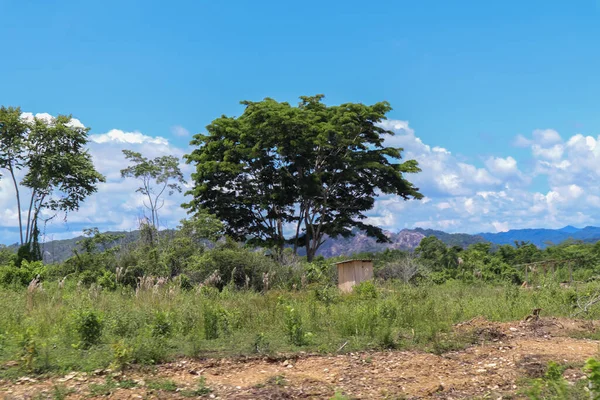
90,129,169,145
532,129,562,146
0,113,191,243
4,114,600,242
513,134,532,147
532,144,564,161
171,125,190,137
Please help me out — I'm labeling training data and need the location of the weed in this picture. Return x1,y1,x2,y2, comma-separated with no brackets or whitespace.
147,378,178,391
89,377,119,396
267,374,288,386
203,306,219,340
330,391,351,400
252,332,270,354
352,281,378,299
19,329,38,372
152,311,172,337
584,357,600,397
110,340,133,371
52,384,74,400
283,305,310,346
181,376,213,397
73,310,103,348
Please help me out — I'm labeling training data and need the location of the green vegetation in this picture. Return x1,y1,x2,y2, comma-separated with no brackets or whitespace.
519,358,600,399
4,99,600,399
0,106,105,262
184,95,423,261
120,149,186,232
1,272,600,379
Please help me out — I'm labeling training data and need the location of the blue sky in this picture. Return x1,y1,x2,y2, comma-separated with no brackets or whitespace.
2,0,600,242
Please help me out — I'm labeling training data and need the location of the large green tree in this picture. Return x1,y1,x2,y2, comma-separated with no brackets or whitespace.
185,95,423,261
0,107,105,259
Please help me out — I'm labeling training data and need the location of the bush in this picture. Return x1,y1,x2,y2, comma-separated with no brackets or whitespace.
152,312,172,338
0,260,46,287
283,305,310,346
188,247,280,290
73,310,103,348
203,307,219,340
352,280,378,299
98,271,117,291
376,255,425,283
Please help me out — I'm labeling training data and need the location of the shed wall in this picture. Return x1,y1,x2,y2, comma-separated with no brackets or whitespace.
337,260,374,293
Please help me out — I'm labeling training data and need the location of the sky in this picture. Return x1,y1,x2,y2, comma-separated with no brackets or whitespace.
2,0,600,243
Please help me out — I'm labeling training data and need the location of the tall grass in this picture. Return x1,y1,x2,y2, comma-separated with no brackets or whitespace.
0,278,595,378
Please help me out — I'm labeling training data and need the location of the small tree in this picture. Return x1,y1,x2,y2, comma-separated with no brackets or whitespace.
0,107,105,260
120,150,186,232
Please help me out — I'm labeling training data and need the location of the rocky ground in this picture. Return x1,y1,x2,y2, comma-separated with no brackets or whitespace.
2,316,600,399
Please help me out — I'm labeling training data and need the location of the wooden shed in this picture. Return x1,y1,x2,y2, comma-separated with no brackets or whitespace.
335,259,374,293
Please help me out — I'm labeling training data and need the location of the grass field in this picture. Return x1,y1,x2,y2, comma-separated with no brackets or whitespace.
1,277,596,381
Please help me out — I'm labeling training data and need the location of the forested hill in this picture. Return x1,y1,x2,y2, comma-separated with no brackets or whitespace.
7,227,484,264
7,231,142,264
11,225,600,263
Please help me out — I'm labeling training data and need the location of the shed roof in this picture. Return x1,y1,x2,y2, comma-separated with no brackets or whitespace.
334,259,373,266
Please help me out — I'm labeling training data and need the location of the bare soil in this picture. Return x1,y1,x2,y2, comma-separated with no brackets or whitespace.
2,317,600,399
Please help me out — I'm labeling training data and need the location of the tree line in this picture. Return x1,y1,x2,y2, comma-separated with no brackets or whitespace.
0,95,423,262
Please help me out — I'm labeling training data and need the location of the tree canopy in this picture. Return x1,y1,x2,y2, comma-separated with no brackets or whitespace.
185,95,423,261
0,106,105,260
120,150,186,232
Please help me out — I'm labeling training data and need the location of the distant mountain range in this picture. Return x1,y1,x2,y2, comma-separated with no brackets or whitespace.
477,225,600,248
5,225,600,263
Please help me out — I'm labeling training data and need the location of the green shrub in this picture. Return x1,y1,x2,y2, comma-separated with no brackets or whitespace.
152,311,172,337
203,307,219,340
283,305,310,346
78,270,100,286
110,340,133,371
98,270,117,291
73,310,103,348
352,280,378,299
0,260,45,287
188,247,279,290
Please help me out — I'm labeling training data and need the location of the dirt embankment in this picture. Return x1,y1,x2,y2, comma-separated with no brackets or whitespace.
2,317,600,399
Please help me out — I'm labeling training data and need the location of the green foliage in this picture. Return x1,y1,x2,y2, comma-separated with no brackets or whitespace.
190,246,280,290
352,280,378,299
0,260,45,287
18,329,38,372
98,270,117,291
4,252,600,380
147,379,178,392
330,391,351,400
0,107,105,249
252,332,270,354
121,149,186,231
203,306,220,340
73,310,103,349
584,358,600,399
152,311,172,337
110,340,133,371
283,305,310,346
184,95,422,261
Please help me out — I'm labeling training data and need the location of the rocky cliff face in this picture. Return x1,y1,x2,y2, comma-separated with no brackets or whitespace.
316,230,426,258
315,228,487,258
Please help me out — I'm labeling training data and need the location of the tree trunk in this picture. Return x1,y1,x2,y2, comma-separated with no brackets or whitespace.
8,165,23,245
